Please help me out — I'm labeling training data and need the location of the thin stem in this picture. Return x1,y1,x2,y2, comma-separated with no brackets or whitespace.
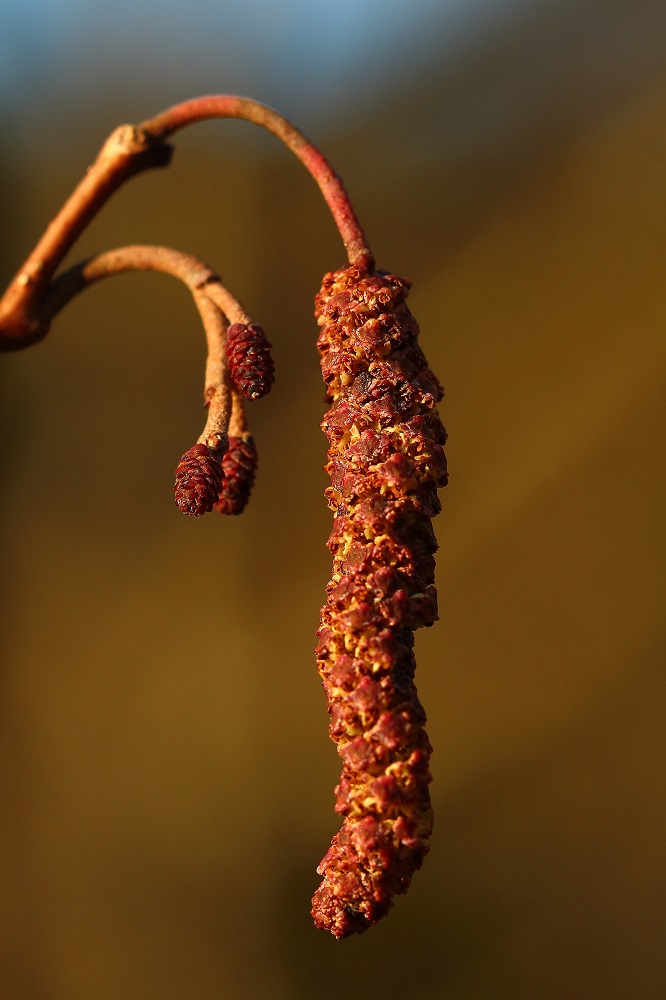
42,243,256,450
194,290,231,451
205,280,251,327
43,244,219,319
228,387,249,439
141,96,373,269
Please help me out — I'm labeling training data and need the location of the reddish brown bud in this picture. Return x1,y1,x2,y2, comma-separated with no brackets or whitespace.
213,435,258,515
174,443,224,516
226,323,275,400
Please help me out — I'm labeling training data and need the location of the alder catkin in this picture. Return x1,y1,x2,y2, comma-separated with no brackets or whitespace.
226,323,275,400
311,263,447,938
174,443,224,516
214,435,258,515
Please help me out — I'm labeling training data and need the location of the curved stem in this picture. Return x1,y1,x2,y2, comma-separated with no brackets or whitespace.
43,244,219,319
43,243,256,450
204,280,251,326
141,96,374,269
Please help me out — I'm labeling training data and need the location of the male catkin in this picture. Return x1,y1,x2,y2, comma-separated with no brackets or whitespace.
311,264,447,937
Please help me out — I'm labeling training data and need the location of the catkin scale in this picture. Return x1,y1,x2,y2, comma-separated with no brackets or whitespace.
311,264,447,938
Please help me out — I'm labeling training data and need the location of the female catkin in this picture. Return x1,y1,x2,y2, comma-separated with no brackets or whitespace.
174,443,225,516
214,435,258,515
311,263,448,938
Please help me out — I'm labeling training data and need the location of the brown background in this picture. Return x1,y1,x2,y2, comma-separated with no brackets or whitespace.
1,7,665,998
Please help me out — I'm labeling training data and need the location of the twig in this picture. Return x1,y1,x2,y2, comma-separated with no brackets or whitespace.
0,95,373,351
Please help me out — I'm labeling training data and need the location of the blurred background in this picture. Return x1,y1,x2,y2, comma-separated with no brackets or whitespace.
1,1,665,997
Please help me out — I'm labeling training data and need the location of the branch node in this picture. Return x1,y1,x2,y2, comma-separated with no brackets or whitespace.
101,124,173,172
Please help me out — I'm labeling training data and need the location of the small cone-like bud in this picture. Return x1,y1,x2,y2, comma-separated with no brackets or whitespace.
226,323,275,399
214,435,258,515
174,443,224,516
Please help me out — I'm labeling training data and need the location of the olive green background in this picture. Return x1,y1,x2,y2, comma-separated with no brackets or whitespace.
2,25,665,1000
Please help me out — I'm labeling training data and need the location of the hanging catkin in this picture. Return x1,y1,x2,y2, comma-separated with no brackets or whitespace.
311,263,447,938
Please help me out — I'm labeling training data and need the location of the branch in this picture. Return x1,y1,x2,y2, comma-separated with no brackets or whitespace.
0,95,373,351
141,96,373,268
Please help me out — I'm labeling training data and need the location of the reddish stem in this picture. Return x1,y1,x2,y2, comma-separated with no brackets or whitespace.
141,96,374,270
